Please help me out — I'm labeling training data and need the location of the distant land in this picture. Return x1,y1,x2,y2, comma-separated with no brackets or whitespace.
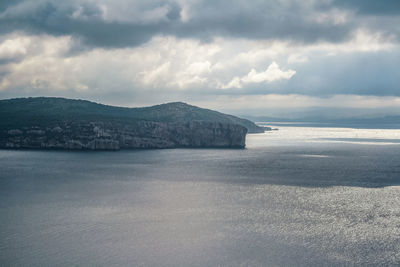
245,115,400,129
0,97,266,150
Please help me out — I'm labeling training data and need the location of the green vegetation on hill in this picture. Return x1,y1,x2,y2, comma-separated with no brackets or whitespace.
0,97,264,133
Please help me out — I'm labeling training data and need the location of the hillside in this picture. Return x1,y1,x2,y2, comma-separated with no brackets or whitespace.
0,97,264,133
0,97,264,150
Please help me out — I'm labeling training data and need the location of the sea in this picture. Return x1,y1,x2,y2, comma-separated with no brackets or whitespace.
1,125,400,266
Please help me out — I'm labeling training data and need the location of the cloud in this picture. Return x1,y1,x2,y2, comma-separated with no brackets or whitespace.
0,0,399,119
0,37,30,60
0,1,173,48
0,0,399,49
242,62,296,83
287,53,308,64
139,62,171,86
223,62,296,89
331,0,400,15
0,32,399,99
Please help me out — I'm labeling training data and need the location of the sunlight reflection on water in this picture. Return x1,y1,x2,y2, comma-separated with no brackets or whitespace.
248,126,400,146
1,126,400,266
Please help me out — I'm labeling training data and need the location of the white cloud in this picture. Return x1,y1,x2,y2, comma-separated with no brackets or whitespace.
243,62,296,83
287,53,308,64
0,30,395,95
139,62,171,86
186,61,211,75
310,8,351,25
0,31,398,110
223,77,241,89
0,37,30,59
222,62,296,89
0,78,10,90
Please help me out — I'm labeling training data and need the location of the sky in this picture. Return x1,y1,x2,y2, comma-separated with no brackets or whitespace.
0,0,399,119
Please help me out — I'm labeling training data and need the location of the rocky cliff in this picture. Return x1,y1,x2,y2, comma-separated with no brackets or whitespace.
0,120,247,150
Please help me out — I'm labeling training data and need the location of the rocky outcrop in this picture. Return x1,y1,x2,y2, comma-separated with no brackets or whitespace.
0,120,247,150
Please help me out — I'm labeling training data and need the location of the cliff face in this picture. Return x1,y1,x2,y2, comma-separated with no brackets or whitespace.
0,120,247,150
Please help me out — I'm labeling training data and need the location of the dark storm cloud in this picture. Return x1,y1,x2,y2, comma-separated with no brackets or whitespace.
332,0,400,15
1,0,398,48
0,1,166,48
171,1,352,44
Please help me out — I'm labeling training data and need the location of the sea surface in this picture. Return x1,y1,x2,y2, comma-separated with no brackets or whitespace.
1,126,400,266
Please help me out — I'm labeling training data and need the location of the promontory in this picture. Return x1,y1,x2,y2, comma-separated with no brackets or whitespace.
0,97,266,150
